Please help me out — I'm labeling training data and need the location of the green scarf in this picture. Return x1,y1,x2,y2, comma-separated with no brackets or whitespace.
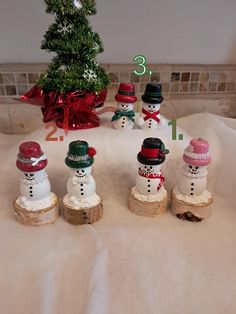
112,110,135,122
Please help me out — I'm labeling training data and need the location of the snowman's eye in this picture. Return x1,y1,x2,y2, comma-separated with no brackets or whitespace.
150,166,153,169
189,165,192,169
82,170,85,173
152,106,155,109
30,174,34,177
148,105,151,108
76,170,79,173
144,166,147,169
25,174,28,177
196,167,199,170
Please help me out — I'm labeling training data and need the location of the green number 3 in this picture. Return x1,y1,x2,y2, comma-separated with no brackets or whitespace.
133,55,147,76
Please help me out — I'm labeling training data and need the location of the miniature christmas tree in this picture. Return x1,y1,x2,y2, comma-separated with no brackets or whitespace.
21,0,109,130
38,0,109,93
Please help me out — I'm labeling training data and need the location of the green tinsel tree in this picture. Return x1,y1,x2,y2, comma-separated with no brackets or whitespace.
37,0,110,93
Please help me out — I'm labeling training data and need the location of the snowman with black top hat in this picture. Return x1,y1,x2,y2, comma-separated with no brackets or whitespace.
63,140,103,224
136,83,166,130
128,137,169,217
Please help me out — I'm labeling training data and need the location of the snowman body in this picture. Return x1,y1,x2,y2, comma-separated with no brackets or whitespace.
137,103,165,130
112,102,135,130
178,164,208,196
135,164,164,196
67,166,96,201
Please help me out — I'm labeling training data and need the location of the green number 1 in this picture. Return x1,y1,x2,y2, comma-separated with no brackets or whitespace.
168,119,177,140
133,55,147,76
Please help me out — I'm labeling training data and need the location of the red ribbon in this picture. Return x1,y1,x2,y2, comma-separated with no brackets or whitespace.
142,108,160,123
141,147,160,158
18,85,107,130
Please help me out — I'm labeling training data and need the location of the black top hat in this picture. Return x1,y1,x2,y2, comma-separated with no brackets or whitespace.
142,83,164,104
137,138,169,165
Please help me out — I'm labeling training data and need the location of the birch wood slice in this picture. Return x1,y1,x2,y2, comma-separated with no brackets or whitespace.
13,193,59,226
128,190,168,217
62,200,103,225
171,189,213,222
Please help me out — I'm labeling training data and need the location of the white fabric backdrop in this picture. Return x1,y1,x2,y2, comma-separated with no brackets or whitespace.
0,113,236,314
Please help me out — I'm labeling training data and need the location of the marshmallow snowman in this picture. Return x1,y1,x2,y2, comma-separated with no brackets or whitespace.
111,83,137,130
177,138,211,197
15,142,54,211
135,137,169,197
136,83,166,130
63,140,100,209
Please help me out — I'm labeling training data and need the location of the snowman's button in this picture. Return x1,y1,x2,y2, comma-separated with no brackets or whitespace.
122,126,124,128
191,188,194,191
190,193,193,195
148,190,151,193
30,187,32,189
191,183,194,186
80,184,83,186
81,193,84,195
122,117,125,120
30,195,33,197
148,180,150,182
148,185,151,187
148,126,151,129
80,188,83,191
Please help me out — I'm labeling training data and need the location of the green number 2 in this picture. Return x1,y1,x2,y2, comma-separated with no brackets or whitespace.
133,55,147,76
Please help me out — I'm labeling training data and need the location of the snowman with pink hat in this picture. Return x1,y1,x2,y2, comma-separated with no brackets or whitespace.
171,138,213,222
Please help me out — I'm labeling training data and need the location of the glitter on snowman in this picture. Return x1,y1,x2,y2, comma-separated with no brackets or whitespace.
136,83,166,130
177,138,211,198
16,142,54,211
63,141,101,209
111,83,137,130
132,138,169,201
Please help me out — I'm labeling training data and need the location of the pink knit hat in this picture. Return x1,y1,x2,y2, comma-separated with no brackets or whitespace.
183,138,211,166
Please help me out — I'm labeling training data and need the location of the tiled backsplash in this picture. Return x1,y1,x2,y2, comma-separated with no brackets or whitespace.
0,63,235,134
0,64,236,100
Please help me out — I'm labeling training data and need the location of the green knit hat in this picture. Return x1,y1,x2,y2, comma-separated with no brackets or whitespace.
65,140,97,169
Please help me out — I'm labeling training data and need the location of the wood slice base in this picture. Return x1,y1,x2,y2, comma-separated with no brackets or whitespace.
128,190,168,217
171,189,213,222
13,193,59,226
62,200,103,225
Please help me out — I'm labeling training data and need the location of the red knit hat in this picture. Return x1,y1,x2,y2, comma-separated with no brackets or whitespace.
16,142,48,172
115,83,137,103
183,138,211,166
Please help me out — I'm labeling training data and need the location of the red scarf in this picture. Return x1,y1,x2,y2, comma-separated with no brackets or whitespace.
142,108,160,123
138,170,165,191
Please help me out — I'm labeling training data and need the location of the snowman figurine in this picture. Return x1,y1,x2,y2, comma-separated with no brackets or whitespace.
136,83,166,130
63,140,103,225
171,138,213,222
111,83,137,130
13,141,59,226
128,138,169,217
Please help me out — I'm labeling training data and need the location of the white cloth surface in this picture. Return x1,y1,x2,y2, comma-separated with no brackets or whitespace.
0,113,236,314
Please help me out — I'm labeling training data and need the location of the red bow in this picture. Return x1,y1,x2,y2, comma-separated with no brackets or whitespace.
142,108,160,123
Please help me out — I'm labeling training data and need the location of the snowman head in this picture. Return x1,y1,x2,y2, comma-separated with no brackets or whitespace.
139,163,162,175
71,166,92,178
143,102,160,113
117,102,134,112
21,169,45,181
184,164,207,176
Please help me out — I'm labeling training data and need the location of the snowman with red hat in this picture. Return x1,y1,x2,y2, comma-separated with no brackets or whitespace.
63,140,102,224
13,142,58,226
128,138,169,216
136,83,166,130
111,83,137,130
171,138,213,222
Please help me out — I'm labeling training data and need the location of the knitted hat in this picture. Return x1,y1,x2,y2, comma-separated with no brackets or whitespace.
183,138,211,166
16,142,47,172
142,83,164,104
65,140,96,168
137,138,169,165
115,83,137,103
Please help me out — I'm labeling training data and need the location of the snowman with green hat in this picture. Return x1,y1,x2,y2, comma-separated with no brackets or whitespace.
63,140,101,210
